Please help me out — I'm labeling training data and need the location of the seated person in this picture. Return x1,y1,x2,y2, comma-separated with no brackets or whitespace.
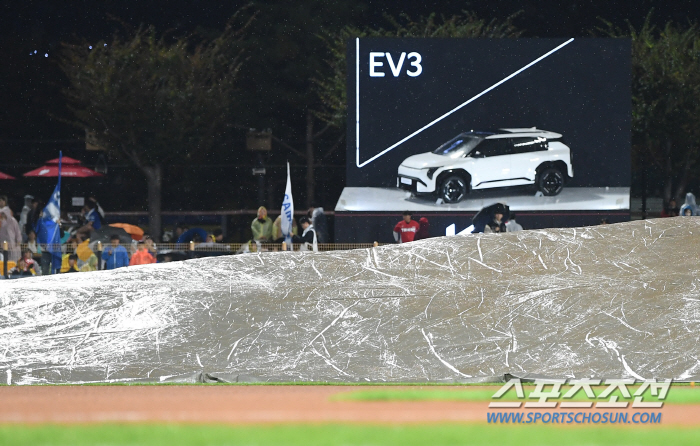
9,258,34,278
21,250,37,274
62,254,80,273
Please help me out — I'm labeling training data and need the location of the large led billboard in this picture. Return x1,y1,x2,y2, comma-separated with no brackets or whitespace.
338,38,631,216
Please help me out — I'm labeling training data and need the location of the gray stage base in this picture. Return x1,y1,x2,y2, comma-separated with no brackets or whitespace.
335,187,630,212
1,218,698,385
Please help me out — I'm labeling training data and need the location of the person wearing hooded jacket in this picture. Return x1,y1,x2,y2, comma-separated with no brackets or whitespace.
680,193,699,216
0,207,22,261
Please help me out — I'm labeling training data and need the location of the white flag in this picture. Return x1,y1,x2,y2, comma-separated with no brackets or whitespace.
280,162,294,249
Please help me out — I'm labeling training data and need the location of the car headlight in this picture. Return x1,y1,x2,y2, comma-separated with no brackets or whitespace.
426,167,439,179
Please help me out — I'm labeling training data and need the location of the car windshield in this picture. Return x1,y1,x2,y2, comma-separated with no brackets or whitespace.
432,134,483,157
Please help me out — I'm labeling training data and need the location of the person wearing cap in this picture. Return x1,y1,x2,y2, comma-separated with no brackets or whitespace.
251,206,273,242
393,211,420,243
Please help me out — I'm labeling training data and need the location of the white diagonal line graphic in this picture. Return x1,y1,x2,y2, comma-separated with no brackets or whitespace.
355,38,575,168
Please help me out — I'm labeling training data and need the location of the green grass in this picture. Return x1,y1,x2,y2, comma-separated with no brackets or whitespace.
336,385,700,404
1,424,699,446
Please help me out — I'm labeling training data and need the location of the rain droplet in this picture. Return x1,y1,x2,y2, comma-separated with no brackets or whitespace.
89,45,92,49
45,53,48,57
104,43,107,46
34,50,37,54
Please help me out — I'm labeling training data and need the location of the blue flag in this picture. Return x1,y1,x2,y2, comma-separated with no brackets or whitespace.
280,162,294,250
36,153,62,273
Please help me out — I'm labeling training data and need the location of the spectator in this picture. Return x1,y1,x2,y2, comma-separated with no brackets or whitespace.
660,198,680,218
143,234,158,257
0,195,7,209
484,206,507,233
293,216,318,251
506,213,523,232
308,206,329,243
680,193,699,216
59,238,79,273
19,195,33,240
175,224,189,241
62,254,80,273
26,229,42,260
0,207,22,261
251,206,273,241
213,228,225,243
87,197,106,225
272,215,298,242
76,202,102,238
9,258,33,278
27,198,42,234
414,217,431,241
21,250,37,274
75,239,97,272
393,211,420,243
600,218,610,224
130,241,157,266
102,234,129,270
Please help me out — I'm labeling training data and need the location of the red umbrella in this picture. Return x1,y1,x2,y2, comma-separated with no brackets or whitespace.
46,156,83,165
0,171,16,180
23,165,103,178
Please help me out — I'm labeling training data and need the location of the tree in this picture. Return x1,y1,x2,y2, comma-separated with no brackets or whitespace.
59,10,255,239
601,15,700,204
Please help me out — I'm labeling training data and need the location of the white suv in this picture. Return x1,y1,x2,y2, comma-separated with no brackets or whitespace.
397,128,573,203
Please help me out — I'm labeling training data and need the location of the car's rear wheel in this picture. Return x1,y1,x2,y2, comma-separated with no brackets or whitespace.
537,167,564,196
439,175,468,203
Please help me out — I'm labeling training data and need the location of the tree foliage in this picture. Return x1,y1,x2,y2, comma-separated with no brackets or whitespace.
601,14,700,202
59,8,256,238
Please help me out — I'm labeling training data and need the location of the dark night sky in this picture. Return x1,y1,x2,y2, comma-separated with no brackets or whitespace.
1,0,699,141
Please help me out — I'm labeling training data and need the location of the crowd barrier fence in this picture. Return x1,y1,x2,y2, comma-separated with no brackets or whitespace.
1,241,385,278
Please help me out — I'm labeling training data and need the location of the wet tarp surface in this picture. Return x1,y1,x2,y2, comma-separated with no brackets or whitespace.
1,218,700,384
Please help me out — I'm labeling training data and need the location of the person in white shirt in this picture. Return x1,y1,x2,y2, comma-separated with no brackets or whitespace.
505,213,523,232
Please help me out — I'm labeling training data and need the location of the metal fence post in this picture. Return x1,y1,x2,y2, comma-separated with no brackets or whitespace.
96,241,102,271
2,241,7,278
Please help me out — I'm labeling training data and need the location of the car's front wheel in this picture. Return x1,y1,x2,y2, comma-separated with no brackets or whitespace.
537,168,564,196
439,175,468,203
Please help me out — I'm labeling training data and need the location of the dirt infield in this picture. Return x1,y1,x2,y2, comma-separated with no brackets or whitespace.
1,385,699,425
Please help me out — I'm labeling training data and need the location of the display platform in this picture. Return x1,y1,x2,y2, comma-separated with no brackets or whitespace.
335,187,630,212
334,187,630,243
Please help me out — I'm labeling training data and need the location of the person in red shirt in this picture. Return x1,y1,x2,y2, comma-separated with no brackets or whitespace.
393,211,421,243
